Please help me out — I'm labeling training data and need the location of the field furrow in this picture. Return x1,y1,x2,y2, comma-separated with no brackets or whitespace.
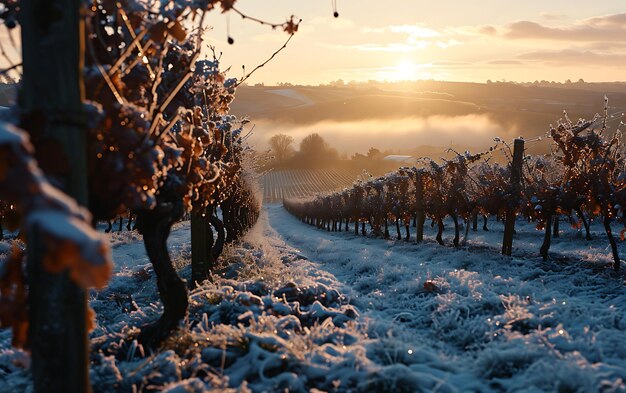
261,167,365,202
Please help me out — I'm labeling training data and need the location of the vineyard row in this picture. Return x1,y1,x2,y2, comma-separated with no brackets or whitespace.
284,104,626,272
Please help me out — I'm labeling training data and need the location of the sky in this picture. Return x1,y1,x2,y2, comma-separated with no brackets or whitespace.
201,0,626,85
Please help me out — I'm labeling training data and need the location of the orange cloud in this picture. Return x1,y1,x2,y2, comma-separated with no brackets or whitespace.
518,49,626,66
504,13,626,42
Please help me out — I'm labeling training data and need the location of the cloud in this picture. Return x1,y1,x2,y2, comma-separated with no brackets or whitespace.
504,13,626,42
583,41,626,51
485,60,525,65
324,23,464,53
446,24,503,38
343,42,431,52
586,13,626,28
332,38,462,52
477,25,497,35
361,24,439,37
321,13,626,73
518,49,626,66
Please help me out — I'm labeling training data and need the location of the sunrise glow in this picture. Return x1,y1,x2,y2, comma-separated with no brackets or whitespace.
392,61,418,81
201,0,625,85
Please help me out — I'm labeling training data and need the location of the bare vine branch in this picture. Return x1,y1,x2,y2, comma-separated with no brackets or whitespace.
234,33,296,87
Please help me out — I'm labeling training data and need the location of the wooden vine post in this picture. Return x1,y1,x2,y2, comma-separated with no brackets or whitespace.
502,138,524,256
415,171,426,242
20,0,90,391
191,211,210,286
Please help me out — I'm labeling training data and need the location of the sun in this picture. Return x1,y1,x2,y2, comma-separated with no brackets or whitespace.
393,61,417,81
373,60,429,82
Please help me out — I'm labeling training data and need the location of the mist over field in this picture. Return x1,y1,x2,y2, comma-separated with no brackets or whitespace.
250,114,503,155
231,82,626,158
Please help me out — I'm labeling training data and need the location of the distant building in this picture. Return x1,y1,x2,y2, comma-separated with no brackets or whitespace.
383,155,414,163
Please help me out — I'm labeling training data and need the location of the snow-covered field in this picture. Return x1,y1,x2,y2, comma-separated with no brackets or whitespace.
1,204,626,392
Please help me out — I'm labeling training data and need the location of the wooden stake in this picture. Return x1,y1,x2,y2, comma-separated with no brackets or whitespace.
502,139,524,256
21,1,90,391
415,172,425,242
191,211,209,286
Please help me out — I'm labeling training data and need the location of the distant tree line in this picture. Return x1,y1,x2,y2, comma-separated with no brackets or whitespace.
268,132,338,166
267,132,399,169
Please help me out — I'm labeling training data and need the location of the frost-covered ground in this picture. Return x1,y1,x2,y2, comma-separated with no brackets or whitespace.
1,204,626,392
267,204,626,392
